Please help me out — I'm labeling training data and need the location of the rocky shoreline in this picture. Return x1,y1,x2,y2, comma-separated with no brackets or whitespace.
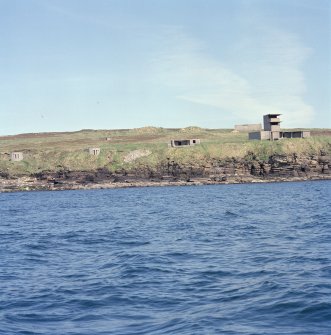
1,152,330,192
0,175,330,193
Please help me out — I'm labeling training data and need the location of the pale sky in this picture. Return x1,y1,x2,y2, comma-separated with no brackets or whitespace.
1,0,330,135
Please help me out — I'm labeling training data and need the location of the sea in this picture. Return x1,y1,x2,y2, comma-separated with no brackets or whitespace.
0,181,330,335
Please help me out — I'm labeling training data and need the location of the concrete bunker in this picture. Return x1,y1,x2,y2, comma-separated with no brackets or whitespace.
281,131,311,139
249,115,310,141
10,152,24,161
89,148,101,156
170,139,200,147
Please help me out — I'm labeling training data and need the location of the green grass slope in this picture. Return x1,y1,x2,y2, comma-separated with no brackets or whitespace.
0,127,330,176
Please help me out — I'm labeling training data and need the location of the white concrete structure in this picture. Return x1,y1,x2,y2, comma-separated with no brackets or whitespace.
10,152,23,161
249,114,311,141
170,139,200,147
89,148,101,156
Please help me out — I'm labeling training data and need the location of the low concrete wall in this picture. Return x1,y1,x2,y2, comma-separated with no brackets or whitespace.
249,131,271,140
271,131,280,140
261,131,271,140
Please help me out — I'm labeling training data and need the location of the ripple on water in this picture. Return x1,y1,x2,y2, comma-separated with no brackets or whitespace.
0,181,330,335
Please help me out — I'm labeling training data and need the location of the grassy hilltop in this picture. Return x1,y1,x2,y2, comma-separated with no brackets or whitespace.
0,127,330,176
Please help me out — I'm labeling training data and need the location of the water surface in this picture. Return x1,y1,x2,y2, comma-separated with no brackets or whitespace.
0,181,330,334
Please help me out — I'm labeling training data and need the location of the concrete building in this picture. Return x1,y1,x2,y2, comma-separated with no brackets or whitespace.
11,152,23,161
89,148,101,156
234,124,262,132
249,114,310,141
170,139,200,147
281,131,311,139
263,114,281,140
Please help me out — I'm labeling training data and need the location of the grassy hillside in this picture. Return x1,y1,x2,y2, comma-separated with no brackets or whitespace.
0,127,330,176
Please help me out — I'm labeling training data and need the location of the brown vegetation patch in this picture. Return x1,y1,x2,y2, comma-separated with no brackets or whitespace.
109,134,166,143
311,130,331,137
0,131,80,140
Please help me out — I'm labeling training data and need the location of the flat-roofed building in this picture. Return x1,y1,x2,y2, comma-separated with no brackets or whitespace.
249,114,310,141
281,131,311,139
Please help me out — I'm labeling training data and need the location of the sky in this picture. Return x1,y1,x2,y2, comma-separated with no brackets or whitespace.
0,0,330,135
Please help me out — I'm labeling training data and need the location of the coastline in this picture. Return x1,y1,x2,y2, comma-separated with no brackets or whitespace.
1,174,330,193
1,149,330,193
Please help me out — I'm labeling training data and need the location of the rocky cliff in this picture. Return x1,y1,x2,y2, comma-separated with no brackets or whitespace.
0,151,330,192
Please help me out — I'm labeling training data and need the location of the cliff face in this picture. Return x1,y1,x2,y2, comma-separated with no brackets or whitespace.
124,151,330,181
0,152,330,192
33,152,331,184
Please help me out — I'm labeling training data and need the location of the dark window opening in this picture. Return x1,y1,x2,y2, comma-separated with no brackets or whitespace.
174,140,190,146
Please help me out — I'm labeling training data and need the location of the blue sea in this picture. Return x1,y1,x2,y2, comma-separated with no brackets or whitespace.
0,181,330,335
